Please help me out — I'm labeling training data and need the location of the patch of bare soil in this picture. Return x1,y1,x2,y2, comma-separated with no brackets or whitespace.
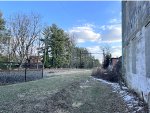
44,82,80,113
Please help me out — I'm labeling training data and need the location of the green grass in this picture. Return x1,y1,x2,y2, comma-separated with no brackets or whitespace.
0,70,92,103
0,70,128,113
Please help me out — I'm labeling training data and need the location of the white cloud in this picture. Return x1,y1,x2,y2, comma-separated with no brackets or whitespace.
111,46,122,57
99,21,122,43
99,25,106,31
68,24,101,43
98,18,122,43
109,18,121,24
86,46,103,63
68,20,121,44
77,38,85,43
68,20,122,62
101,25,121,43
86,45,122,63
86,46,101,53
98,19,122,58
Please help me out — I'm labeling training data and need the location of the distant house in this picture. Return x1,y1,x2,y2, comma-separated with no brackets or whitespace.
109,57,121,70
122,1,150,105
29,56,42,64
22,56,43,69
110,58,119,68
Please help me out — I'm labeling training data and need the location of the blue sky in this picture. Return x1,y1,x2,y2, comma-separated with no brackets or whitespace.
0,1,122,61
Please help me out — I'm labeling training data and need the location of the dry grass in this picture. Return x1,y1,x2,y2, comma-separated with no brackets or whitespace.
91,67,119,82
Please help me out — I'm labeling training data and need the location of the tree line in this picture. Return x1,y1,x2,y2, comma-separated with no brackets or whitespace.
0,11,100,69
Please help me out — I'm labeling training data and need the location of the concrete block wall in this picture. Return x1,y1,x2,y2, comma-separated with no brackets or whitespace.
122,1,150,107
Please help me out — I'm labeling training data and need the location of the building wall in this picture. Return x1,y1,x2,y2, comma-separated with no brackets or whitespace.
122,1,150,104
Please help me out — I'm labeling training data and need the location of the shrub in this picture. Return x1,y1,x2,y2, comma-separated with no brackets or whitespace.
91,59,122,83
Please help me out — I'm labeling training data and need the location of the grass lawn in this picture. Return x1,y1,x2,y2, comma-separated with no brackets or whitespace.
0,69,128,113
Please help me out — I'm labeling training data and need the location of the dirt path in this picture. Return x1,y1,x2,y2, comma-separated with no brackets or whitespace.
0,70,129,113
40,79,128,113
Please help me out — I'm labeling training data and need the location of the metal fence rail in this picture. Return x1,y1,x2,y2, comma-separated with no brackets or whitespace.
0,62,44,85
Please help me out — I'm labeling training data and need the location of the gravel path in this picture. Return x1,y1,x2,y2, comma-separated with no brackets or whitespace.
0,70,130,113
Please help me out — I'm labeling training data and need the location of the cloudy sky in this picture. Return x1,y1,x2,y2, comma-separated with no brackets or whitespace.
0,1,122,62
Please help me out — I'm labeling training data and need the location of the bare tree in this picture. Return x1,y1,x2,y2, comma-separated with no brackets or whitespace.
8,13,41,65
100,44,112,56
69,33,77,47
100,44,112,69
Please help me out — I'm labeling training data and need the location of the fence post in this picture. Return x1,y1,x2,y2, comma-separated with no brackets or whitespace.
42,63,44,78
80,50,81,68
25,63,27,82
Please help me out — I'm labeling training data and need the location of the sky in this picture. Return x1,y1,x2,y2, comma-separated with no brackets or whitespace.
0,1,122,62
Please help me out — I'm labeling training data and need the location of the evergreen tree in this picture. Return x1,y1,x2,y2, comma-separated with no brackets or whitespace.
0,11,5,30
50,24,66,67
41,24,100,69
0,11,11,61
42,27,51,68
70,47,100,69
42,24,73,68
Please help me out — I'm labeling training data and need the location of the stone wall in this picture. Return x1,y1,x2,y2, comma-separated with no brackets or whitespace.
122,1,150,106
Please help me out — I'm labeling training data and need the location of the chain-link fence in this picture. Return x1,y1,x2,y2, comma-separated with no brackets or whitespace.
0,62,43,85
